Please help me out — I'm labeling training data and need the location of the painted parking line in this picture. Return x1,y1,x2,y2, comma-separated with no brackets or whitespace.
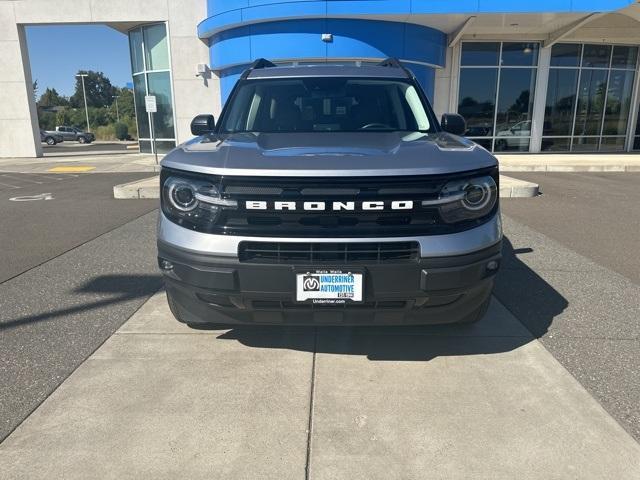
0,292,638,479
48,166,96,173
0,173,43,184
0,173,81,191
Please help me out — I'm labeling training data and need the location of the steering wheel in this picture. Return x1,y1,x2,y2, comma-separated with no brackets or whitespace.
359,123,392,130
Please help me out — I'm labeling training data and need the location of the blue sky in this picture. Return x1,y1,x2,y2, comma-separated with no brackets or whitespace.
26,25,132,98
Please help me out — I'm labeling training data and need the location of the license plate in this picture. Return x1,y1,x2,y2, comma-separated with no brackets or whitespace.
296,270,363,304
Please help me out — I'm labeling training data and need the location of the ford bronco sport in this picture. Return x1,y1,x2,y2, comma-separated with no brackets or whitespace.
158,58,502,326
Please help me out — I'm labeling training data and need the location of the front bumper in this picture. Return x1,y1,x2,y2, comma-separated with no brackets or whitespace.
157,213,502,326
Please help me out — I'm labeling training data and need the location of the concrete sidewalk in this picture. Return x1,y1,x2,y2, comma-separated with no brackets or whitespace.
114,174,540,199
1,290,638,479
0,154,162,173
496,153,640,172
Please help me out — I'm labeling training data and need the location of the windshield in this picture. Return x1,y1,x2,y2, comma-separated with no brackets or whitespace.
219,77,435,134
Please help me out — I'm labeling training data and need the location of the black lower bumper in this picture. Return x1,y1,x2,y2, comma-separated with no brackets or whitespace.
158,241,501,326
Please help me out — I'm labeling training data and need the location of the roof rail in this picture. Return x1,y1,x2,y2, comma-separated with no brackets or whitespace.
377,57,414,79
241,58,277,79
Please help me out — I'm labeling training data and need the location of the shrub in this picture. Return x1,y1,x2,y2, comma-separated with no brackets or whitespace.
95,124,116,141
114,122,129,141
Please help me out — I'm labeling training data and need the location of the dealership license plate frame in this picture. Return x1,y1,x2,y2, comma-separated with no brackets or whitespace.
295,269,364,304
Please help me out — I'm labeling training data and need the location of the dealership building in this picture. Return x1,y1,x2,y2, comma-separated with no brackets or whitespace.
3,0,640,157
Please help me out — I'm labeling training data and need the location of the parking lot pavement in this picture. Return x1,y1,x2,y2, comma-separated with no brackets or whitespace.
0,172,157,283
0,212,162,442
498,173,640,441
1,289,639,479
501,172,640,284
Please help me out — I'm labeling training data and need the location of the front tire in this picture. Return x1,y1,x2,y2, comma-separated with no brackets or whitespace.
45,136,56,145
78,136,87,144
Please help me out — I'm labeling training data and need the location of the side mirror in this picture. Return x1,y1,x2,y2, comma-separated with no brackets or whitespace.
190,114,215,136
441,113,466,136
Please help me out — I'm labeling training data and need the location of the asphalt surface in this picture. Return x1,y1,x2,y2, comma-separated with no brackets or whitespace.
501,172,640,284
0,173,161,441
0,172,157,283
497,172,640,441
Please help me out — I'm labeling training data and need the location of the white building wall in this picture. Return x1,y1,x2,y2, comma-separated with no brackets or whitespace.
0,0,220,158
0,2,41,157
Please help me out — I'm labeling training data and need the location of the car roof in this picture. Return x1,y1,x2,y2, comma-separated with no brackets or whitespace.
246,64,410,80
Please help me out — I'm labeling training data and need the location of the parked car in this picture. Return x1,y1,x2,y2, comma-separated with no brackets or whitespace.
495,120,531,151
158,58,502,327
55,126,95,144
40,129,64,145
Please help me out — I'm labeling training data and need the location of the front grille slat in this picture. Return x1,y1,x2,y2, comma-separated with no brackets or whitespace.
239,241,420,264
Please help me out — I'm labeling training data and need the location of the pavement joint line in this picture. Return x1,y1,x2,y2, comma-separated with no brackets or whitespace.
304,328,318,480
0,217,161,443
0,209,158,287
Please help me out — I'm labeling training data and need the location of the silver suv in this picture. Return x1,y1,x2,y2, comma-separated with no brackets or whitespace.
157,59,502,326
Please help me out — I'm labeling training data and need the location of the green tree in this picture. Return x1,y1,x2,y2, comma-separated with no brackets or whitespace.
70,70,117,108
38,111,56,130
39,88,68,107
114,87,136,119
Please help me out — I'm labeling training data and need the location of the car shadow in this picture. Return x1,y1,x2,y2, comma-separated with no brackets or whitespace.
0,274,163,331
211,236,567,361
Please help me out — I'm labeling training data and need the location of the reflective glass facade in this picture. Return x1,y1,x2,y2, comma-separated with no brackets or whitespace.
542,43,638,152
458,42,539,152
128,23,176,154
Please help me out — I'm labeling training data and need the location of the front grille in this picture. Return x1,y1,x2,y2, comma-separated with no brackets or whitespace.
161,167,499,237
239,241,420,264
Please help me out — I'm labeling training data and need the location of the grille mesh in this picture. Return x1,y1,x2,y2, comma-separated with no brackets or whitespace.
239,241,420,264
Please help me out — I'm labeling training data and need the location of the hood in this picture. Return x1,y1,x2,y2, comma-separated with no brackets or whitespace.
161,131,497,177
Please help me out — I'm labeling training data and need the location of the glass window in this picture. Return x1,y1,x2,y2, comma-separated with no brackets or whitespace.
574,69,608,136
543,43,637,152
458,68,498,137
494,69,536,151
461,42,500,66
132,74,150,138
139,140,152,154
471,138,493,150
541,137,571,152
147,72,175,138
572,137,599,152
501,43,539,66
143,24,169,71
544,69,579,136
603,70,635,135
154,140,177,154
600,137,626,151
550,44,581,67
458,41,540,152
129,23,175,145
611,46,638,69
129,28,144,74
220,78,436,133
582,44,612,68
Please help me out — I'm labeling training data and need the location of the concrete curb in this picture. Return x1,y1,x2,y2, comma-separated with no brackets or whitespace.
499,175,539,198
113,177,159,199
114,175,539,199
501,165,640,172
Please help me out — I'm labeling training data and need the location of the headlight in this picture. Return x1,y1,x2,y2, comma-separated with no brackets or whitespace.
161,174,237,229
423,175,497,224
